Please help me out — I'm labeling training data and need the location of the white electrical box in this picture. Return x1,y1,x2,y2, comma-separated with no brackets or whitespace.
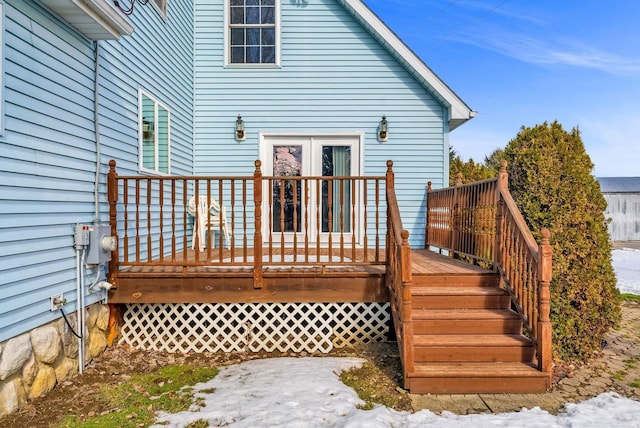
74,224,90,247
86,224,116,265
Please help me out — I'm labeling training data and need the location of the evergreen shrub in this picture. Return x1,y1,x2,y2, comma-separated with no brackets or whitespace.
503,121,620,361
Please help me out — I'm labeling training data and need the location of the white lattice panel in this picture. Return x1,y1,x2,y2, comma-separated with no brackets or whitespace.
120,302,390,354
331,303,391,348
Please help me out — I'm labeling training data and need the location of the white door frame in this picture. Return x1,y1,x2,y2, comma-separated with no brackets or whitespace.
260,132,365,245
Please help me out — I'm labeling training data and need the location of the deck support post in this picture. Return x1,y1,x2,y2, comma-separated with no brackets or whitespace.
400,230,414,378
253,160,263,289
107,160,119,286
537,229,553,377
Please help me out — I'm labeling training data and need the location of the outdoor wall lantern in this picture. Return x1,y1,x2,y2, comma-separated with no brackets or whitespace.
142,119,154,141
377,115,388,142
235,115,246,141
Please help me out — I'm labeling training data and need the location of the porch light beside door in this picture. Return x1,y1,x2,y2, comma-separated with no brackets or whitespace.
378,115,388,142
235,115,246,141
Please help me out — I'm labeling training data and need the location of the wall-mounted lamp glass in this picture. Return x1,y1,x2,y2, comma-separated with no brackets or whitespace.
142,119,154,141
377,115,388,142
235,115,246,141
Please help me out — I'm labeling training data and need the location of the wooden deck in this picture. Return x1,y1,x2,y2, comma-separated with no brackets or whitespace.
105,160,552,394
108,248,486,304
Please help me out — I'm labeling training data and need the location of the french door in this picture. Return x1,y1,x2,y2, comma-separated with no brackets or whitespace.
261,134,361,245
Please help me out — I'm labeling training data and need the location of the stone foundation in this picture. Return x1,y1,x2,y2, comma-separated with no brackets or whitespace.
0,304,110,417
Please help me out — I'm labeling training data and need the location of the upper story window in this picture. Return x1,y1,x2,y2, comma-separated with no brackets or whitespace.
227,0,279,65
139,90,170,174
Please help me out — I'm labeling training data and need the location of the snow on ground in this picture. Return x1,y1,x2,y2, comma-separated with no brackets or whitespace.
152,249,640,428
153,358,640,428
613,248,640,295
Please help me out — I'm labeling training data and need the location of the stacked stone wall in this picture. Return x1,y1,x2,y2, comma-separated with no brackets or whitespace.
0,304,110,416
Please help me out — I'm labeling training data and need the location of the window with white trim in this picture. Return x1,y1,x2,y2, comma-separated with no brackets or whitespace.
139,90,170,174
228,0,278,65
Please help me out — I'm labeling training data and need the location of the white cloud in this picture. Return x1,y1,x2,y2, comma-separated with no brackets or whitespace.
453,30,640,75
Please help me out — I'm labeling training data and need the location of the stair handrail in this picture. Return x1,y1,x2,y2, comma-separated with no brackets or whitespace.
385,160,414,381
495,161,552,375
425,160,552,377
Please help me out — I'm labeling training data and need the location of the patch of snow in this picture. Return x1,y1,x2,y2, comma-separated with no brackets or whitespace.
613,248,640,295
153,358,640,428
152,248,640,427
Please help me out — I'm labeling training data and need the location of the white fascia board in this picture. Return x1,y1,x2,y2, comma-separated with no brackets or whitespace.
41,0,134,40
338,0,476,130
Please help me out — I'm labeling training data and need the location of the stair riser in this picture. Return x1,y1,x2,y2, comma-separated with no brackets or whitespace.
412,275,500,288
413,319,522,335
406,376,549,394
412,295,511,309
414,346,535,363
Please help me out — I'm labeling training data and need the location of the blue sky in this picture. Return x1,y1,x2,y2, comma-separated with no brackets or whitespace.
363,0,640,177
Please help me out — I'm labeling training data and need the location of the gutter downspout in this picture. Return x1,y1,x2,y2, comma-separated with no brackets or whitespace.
94,40,101,222
76,40,101,375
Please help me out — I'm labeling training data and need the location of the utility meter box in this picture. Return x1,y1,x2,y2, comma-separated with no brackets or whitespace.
86,224,116,265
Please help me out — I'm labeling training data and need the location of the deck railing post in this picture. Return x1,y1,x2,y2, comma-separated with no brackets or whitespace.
386,160,394,264
401,230,412,284
537,228,553,376
402,231,415,376
451,173,463,256
107,160,118,285
253,160,263,289
494,160,509,271
425,181,432,248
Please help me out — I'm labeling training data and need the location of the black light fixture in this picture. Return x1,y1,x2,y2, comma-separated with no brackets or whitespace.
378,115,388,142
142,118,154,141
235,115,245,141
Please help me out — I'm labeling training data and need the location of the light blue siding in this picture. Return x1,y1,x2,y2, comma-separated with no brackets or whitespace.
1,0,464,344
0,0,194,342
194,0,447,246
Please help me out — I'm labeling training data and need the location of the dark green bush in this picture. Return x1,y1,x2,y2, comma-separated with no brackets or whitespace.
503,121,620,361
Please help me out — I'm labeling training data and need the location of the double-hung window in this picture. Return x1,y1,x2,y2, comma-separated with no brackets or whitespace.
228,0,278,65
139,90,170,174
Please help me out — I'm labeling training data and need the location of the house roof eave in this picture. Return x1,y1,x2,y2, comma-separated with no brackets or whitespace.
337,0,476,130
40,0,134,40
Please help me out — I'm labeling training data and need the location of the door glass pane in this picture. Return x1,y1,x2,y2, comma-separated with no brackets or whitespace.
157,106,169,173
322,146,351,233
273,146,302,233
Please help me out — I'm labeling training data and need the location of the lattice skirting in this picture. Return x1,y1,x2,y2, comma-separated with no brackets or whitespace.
120,302,390,354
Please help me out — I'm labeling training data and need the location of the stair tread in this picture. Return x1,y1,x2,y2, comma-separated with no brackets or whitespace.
409,362,546,378
414,334,533,347
412,308,520,320
412,286,508,296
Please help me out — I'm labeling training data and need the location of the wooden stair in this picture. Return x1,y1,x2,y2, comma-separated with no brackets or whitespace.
405,271,550,394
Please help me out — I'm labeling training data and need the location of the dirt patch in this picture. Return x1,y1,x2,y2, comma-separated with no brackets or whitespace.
1,302,638,427
0,341,401,428
613,241,640,250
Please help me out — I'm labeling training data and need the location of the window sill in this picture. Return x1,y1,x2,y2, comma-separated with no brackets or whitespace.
224,63,282,70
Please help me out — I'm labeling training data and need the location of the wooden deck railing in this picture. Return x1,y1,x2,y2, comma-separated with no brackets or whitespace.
384,161,414,377
425,161,552,375
107,160,388,288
